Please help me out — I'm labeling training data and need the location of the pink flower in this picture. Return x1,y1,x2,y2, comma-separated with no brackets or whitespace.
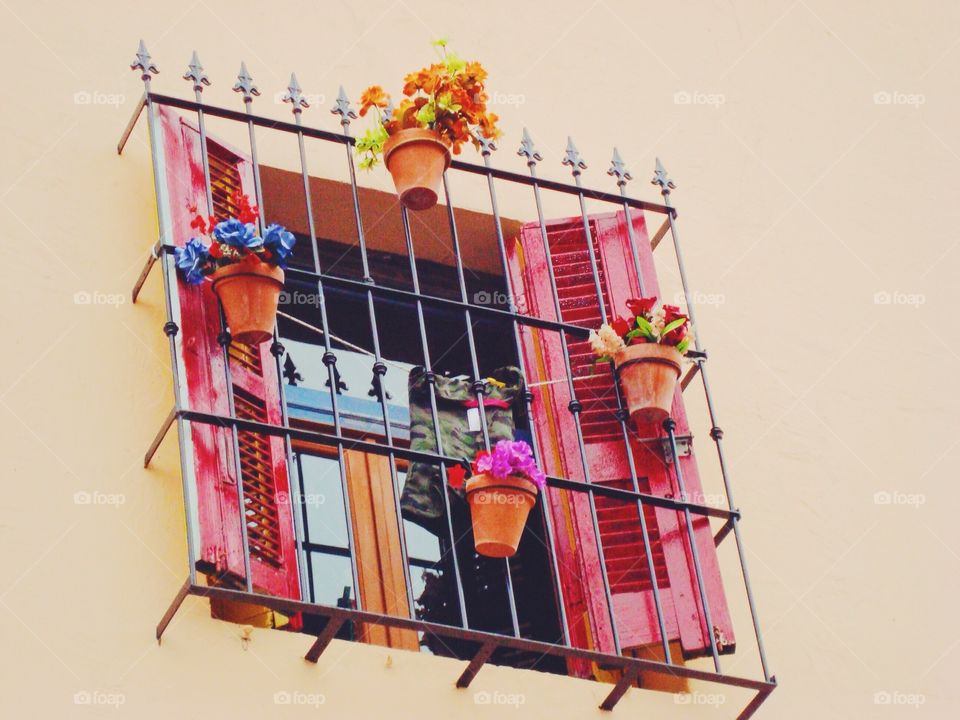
474,440,545,489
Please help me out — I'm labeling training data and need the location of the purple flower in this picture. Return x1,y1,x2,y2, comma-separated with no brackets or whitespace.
174,237,211,285
262,223,296,268
475,440,546,489
213,218,261,249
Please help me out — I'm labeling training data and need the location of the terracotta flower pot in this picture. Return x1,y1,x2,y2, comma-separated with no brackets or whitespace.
465,473,539,558
211,261,284,345
614,343,683,425
382,128,451,211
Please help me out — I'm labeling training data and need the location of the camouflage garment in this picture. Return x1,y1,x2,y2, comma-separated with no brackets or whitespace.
401,365,525,535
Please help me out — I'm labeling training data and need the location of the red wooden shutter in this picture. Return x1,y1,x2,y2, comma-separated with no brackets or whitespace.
158,106,301,601
507,210,733,670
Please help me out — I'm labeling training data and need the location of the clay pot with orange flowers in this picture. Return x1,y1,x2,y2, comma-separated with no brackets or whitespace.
590,297,694,425
354,40,500,211
173,192,296,345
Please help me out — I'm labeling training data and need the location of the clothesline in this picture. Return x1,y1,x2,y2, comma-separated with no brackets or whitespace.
276,310,581,388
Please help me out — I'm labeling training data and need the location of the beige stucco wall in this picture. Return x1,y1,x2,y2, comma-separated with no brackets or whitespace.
1,0,958,717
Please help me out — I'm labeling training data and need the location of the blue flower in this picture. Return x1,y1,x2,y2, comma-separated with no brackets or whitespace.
212,218,261,249
174,237,211,285
262,223,296,268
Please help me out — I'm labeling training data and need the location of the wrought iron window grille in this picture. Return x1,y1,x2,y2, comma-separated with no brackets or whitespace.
125,41,776,718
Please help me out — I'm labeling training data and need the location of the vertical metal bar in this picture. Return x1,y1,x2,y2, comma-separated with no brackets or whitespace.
566,139,674,663
187,56,254,594
519,131,622,656
654,159,771,681
608,149,674,662
664,417,721,670
131,42,199,586
439,172,521,639
285,78,363,611
294,452,316,603
399,206,469,630
477,135,571,647
332,88,416,619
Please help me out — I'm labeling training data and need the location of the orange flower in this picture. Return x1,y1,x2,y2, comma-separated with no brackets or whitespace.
358,85,390,117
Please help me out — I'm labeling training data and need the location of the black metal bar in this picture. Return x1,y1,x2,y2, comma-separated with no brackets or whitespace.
304,616,346,663
130,240,161,303
655,159,772,682
117,92,147,155
140,93,674,216
188,58,254,595
599,665,640,711
439,171,522,639
736,682,777,720
144,406,176,467
294,453,317,603
398,206,469,630
332,88,416,619
131,41,200,587
664,417,721,670
179,408,736,519
714,517,735,547
286,79,363,612
190,583,777,693
456,640,497,688
608,149,675,664
477,135,571,647
155,578,191,644
521,131,622,656
649,216,671,251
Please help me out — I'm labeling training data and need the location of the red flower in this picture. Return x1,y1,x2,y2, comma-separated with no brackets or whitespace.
626,296,657,318
661,305,689,345
611,316,632,337
446,464,465,489
231,191,259,225
629,334,653,345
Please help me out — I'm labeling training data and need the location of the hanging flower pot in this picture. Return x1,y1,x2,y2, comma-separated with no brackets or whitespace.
382,128,451,210
590,296,694,426
614,343,683,424
210,260,284,345
173,191,296,345
353,40,501,211
452,439,546,558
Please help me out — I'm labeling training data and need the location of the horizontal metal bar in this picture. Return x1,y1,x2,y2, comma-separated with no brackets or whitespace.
600,665,639,711
144,406,176,467
155,578,191,645
191,583,775,692
131,240,161,304
117,92,147,155
456,640,497,688
180,409,737,520
305,616,346,663
145,93,673,216
301,541,435,570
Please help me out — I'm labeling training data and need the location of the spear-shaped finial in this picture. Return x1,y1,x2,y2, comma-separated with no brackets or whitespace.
562,137,587,174
608,148,632,186
130,40,158,80
651,157,676,193
183,51,210,92
517,128,542,165
475,129,497,156
331,86,357,124
233,62,260,102
282,73,309,111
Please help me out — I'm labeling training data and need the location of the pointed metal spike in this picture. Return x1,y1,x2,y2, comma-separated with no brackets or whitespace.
183,51,210,90
607,147,632,184
130,39,159,76
330,85,357,121
562,136,587,172
475,129,497,156
651,157,676,191
517,128,543,164
233,62,260,101
282,72,309,110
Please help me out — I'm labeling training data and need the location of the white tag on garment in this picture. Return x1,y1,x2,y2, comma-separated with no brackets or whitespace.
466,407,481,432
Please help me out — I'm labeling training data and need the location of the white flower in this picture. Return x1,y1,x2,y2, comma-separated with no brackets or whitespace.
589,323,626,358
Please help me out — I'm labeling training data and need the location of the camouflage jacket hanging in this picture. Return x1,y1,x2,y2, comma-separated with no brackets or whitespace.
401,365,525,535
